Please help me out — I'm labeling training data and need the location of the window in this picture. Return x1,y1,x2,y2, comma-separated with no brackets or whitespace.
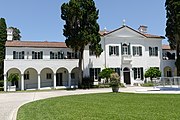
50,51,64,59
46,73,52,79
133,46,142,56
109,46,119,56
67,52,79,59
32,51,43,59
13,51,24,59
149,47,158,56
89,68,101,81
133,67,143,80
24,71,29,80
121,43,131,55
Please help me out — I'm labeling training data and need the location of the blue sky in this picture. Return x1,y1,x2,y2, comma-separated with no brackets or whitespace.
0,0,167,43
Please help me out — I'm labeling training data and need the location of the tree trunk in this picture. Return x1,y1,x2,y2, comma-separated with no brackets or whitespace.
78,49,84,85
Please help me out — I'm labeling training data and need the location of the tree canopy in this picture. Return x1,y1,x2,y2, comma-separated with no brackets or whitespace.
9,27,21,40
145,68,161,81
165,0,180,75
61,0,103,83
99,68,115,83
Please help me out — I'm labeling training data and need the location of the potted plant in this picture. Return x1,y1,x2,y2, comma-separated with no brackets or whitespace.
7,73,20,91
110,72,120,92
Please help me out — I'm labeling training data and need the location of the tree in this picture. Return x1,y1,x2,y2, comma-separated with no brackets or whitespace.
61,0,103,84
99,68,114,83
0,18,7,80
8,27,21,40
165,0,180,75
7,73,20,86
145,68,161,81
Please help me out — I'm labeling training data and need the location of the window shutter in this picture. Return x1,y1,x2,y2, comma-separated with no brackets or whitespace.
121,43,123,55
32,51,35,59
13,51,16,59
109,46,112,55
133,68,137,80
139,47,142,56
41,51,43,59
140,67,144,80
133,46,135,56
149,47,152,56
155,47,158,56
22,51,24,59
116,46,119,55
128,43,131,55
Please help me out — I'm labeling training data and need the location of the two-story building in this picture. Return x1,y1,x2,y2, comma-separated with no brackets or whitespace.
4,25,169,91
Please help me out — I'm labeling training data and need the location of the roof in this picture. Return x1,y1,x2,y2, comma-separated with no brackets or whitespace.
5,40,67,48
162,44,171,50
100,25,165,39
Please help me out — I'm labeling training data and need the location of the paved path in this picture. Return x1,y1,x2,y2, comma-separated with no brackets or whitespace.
1,87,180,120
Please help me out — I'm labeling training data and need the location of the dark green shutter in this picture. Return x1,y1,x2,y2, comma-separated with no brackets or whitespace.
116,46,119,55
121,43,123,55
140,67,144,80
133,68,137,80
13,51,16,59
41,51,43,59
149,47,152,56
109,46,112,55
139,47,142,56
128,43,131,55
155,47,158,56
22,51,24,59
133,46,135,56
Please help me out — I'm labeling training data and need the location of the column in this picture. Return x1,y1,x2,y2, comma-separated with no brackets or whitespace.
53,73,56,89
4,75,7,92
68,73,71,88
38,74,40,90
21,74,24,90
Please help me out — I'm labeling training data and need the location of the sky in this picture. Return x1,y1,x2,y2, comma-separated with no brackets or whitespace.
0,0,167,44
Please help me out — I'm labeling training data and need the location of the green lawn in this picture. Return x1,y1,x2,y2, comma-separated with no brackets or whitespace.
17,93,180,120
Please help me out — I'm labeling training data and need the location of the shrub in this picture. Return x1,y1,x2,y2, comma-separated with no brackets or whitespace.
0,80,4,87
110,73,120,87
142,82,154,87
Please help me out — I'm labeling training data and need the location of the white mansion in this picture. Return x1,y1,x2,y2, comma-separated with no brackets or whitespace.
3,25,176,91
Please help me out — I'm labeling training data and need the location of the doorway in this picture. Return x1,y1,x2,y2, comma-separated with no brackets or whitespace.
56,73,63,86
123,67,131,84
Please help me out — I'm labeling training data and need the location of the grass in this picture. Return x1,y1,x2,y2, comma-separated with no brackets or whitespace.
17,93,180,120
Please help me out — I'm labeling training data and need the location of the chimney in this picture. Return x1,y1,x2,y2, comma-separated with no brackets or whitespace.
7,28,13,40
138,25,147,33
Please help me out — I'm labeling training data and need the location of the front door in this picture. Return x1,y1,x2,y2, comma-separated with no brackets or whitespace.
56,73,63,86
123,67,131,84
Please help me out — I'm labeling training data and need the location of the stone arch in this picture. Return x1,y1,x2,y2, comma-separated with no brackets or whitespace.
71,67,80,86
164,66,172,77
40,68,54,88
56,67,69,86
23,68,38,89
6,68,21,90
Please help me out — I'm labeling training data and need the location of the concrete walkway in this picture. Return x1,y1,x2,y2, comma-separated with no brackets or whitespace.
1,87,180,120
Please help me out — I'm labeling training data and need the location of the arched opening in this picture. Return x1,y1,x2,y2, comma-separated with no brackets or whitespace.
71,67,80,86
40,68,54,88
164,66,172,77
56,68,69,86
24,68,38,89
123,67,131,84
7,68,21,90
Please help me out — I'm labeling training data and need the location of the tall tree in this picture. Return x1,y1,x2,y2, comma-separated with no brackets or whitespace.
8,27,21,40
0,18,7,79
61,0,103,84
165,0,180,75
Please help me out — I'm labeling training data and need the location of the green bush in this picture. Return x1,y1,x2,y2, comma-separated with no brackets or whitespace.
0,87,3,91
79,77,93,89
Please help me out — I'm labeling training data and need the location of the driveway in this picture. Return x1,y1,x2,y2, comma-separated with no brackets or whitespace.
0,88,111,120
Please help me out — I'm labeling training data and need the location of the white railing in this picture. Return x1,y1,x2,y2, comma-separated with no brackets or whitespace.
153,77,180,88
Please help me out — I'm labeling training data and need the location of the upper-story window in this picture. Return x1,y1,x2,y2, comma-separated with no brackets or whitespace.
163,51,175,60
13,51,24,59
32,51,43,59
133,46,142,56
149,47,158,56
121,43,131,55
67,52,79,59
50,51,64,59
109,46,119,56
